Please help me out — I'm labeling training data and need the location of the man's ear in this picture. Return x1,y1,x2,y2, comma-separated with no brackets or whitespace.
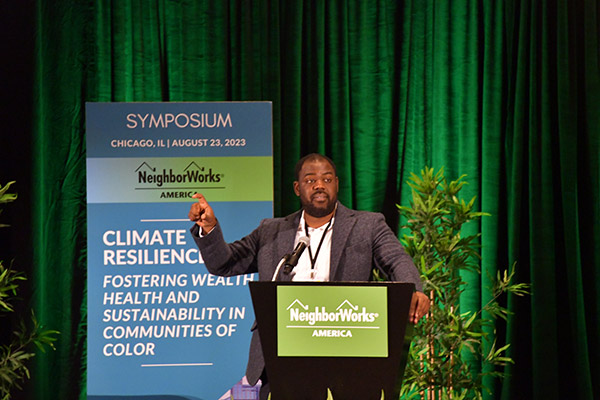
335,176,339,193
293,181,300,196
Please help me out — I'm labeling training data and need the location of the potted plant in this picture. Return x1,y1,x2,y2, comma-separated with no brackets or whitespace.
0,181,58,400
397,168,529,399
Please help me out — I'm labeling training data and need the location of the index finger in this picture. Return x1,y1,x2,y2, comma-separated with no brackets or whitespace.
192,193,208,205
408,294,417,315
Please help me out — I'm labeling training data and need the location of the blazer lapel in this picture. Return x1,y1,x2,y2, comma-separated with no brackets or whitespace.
329,203,356,280
274,211,301,282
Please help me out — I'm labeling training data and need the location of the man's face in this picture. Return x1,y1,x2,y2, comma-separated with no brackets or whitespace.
293,159,339,218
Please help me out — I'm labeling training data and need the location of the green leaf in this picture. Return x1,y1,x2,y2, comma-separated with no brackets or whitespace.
0,182,17,204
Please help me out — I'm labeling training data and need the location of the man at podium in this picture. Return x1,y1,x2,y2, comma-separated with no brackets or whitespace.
189,153,429,399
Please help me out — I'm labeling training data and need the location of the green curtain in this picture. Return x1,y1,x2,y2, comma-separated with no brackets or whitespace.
30,0,598,399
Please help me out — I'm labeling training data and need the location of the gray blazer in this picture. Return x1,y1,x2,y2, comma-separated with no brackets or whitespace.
191,202,422,384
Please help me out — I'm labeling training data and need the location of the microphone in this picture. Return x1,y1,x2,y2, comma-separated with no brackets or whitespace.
283,236,310,274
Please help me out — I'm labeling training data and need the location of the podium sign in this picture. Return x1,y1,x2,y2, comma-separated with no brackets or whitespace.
276,285,388,357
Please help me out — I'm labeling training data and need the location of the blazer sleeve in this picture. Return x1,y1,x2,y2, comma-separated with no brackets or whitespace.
370,213,423,292
190,221,260,276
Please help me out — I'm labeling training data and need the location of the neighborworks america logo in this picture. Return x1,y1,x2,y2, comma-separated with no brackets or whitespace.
287,299,380,338
135,161,224,199
136,161,222,186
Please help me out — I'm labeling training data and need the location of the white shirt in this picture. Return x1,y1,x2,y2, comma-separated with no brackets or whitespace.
291,211,334,282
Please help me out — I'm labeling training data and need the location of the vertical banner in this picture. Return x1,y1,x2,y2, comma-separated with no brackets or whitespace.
86,102,272,400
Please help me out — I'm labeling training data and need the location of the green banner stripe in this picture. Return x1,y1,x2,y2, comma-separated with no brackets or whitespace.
87,156,273,203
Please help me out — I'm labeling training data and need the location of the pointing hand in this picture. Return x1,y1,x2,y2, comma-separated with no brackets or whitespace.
188,193,217,234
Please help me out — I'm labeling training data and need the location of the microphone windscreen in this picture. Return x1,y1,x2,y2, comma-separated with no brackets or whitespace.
297,236,310,246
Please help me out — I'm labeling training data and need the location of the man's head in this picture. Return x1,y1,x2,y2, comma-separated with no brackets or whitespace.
293,154,339,218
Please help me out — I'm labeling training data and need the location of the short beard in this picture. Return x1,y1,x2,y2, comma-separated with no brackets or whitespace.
302,198,337,218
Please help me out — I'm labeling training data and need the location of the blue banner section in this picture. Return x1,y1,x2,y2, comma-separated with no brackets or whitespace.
86,102,272,158
87,103,272,400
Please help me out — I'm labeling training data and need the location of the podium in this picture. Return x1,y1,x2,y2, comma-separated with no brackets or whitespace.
249,281,415,400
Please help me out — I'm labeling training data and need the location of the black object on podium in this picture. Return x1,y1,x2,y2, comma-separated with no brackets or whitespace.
249,281,415,400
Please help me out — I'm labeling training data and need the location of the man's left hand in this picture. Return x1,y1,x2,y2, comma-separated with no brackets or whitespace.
409,291,430,324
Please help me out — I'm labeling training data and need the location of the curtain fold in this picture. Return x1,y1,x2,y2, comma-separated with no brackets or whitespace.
29,1,599,399
501,0,599,399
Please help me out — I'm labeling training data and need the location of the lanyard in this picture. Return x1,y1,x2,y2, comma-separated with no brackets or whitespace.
304,216,333,271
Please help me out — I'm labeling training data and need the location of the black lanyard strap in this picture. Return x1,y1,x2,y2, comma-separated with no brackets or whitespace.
304,216,333,270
